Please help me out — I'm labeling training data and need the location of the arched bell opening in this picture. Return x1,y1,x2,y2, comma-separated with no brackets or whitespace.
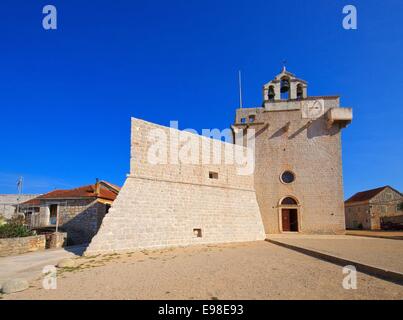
280,77,290,100
296,83,304,100
268,85,275,101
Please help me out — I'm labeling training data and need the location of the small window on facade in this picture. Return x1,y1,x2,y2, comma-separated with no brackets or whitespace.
193,228,202,238
281,197,298,205
280,171,295,184
249,115,256,123
105,204,111,214
397,203,403,211
209,171,218,179
240,118,246,124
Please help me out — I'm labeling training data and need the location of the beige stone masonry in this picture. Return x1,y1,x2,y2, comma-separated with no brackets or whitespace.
85,118,265,254
0,235,46,257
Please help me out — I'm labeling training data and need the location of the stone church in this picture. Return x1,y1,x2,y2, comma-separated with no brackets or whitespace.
85,68,353,254
233,67,352,234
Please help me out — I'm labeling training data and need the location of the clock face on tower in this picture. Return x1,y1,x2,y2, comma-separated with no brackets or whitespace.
301,99,324,119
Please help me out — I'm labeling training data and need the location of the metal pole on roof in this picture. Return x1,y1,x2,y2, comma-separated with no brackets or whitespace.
238,70,243,109
282,59,287,72
16,176,23,215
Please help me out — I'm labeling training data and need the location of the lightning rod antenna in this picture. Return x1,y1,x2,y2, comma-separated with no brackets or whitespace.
238,70,243,109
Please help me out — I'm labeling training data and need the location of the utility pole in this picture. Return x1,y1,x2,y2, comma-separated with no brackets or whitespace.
16,176,23,215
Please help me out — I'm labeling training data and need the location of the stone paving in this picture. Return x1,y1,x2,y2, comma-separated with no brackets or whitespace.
0,245,84,284
267,234,403,274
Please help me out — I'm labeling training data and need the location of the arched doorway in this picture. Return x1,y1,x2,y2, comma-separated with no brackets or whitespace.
279,196,300,232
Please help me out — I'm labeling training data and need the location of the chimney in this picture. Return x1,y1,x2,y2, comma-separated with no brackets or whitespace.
95,178,100,196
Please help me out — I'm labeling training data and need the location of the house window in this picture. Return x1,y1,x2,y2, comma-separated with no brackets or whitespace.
249,115,256,123
209,171,218,179
280,171,295,184
49,204,58,225
240,118,246,124
397,203,403,211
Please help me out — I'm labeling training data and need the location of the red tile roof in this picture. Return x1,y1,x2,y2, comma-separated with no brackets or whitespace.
20,198,41,206
20,181,120,205
345,186,391,204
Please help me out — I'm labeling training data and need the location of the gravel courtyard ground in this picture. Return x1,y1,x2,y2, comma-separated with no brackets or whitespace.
346,230,403,240
2,241,403,300
267,235,403,273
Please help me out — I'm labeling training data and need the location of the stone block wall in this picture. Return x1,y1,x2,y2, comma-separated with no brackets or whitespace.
0,235,46,257
345,203,371,229
382,215,403,227
85,118,265,254
58,199,105,245
130,118,254,188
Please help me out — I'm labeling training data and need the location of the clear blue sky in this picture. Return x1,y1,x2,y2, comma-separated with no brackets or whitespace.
0,0,402,198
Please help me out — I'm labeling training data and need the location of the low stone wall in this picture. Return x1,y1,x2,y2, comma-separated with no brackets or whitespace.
45,232,67,249
0,235,46,257
381,215,403,230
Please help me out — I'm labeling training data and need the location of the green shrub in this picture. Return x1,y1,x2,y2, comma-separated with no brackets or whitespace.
0,215,34,239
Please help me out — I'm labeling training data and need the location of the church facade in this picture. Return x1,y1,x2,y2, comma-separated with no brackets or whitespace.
233,67,352,234
85,68,352,254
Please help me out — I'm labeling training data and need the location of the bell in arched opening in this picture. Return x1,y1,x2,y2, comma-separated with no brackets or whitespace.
280,78,290,93
268,86,275,101
296,84,303,99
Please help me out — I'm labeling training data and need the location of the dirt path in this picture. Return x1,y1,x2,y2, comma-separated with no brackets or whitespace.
3,241,403,300
0,245,85,283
